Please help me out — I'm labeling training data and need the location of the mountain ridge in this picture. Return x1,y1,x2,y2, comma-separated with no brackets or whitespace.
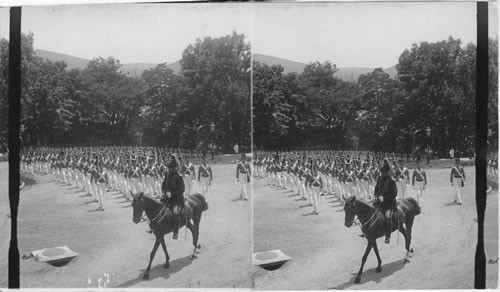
34,49,397,81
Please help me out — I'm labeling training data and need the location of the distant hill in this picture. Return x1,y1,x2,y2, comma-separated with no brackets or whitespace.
34,49,397,81
35,49,175,77
35,49,89,70
253,53,397,81
253,54,308,75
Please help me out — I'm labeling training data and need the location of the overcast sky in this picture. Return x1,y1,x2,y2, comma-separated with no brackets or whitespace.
0,2,497,68
2,3,252,64
253,2,497,68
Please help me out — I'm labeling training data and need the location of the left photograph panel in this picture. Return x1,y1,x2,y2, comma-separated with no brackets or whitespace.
18,3,252,288
0,7,10,289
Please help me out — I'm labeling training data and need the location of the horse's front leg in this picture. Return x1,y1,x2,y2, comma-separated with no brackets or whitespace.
355,240,373,283
159,236,170,269
372,240,382,272
144,237,161,280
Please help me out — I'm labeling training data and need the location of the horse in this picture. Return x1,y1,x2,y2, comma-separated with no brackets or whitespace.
343,196,421,283
131,192,208,280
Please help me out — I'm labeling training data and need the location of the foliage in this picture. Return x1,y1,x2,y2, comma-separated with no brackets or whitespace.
0,32,252,152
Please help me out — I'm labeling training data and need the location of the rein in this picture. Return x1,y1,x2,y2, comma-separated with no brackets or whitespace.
355,202,379,231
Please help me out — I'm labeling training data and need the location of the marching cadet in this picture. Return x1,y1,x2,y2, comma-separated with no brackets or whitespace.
309,165,323,215
298,160,307,201
370,161,380,199
96,163,108,211
130,158,142,196
450,157,466,205
236,152,251,201
394,160,410,199
88,161,99,203
181,157,196,196
304,161,314,205
144,158,155,196
198,155,213,202
359,162,373,201
412,160,427,208
344,162,356,199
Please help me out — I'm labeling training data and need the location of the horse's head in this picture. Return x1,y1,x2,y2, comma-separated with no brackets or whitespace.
131,192,145,224
343,196,357,228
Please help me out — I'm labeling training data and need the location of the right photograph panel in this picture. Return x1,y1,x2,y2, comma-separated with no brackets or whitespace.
252,2,497,289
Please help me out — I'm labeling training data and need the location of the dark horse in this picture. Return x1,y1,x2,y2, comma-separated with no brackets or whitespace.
132,192,208,280
343,196,421,283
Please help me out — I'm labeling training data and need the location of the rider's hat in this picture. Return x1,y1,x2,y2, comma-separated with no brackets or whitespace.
380,158,391,173
168,154,180,169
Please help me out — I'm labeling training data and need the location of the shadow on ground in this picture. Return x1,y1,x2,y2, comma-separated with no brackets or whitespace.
114,255,193,287
329,259,406,289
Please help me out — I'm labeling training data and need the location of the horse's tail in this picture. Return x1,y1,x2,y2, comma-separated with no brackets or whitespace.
192,193,208,212
404,197,421,216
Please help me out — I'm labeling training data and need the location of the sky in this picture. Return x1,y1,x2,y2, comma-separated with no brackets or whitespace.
2,3,252,64
253,2,496,68
0,2,497,68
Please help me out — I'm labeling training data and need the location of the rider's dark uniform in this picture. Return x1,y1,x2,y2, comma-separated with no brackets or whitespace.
374,159,398,244
162,156,185,240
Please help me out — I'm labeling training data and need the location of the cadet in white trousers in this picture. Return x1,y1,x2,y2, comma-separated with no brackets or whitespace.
310,169,323,215
96,165,108,211
198,156,213,202
450,157,466,205
236,153,250,201
412,161,427,208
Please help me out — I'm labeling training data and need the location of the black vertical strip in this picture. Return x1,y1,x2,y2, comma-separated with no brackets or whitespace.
8,6,21,289
475,2,487,289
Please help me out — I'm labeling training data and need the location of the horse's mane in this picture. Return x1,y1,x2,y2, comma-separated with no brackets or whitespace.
354,198,377,212
141,193,161,206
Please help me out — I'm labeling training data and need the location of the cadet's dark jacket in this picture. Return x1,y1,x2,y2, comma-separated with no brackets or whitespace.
374,175,397,209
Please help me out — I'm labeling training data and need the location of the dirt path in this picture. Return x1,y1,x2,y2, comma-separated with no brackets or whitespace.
254,167,497,289
19,162,252,288
0,162,9,287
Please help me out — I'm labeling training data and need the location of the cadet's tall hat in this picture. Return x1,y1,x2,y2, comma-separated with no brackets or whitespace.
380,158,391,173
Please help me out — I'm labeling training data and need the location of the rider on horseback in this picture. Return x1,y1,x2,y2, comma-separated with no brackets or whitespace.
373,158,398,244
162,154,185,240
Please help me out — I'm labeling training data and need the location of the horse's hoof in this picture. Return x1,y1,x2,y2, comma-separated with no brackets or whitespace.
197,244,201,249
143,273,149,280
164,262,170,269
404,258,410,263
354,277,361,284
191,254,197,259
410,248,414,253
376,267,382,273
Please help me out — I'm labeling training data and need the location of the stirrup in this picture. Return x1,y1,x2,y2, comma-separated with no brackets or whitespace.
172,233,178,240
384,237,390,244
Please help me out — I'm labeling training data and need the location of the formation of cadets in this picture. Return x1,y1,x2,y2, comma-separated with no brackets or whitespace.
253,150,435,215
20,146,214,211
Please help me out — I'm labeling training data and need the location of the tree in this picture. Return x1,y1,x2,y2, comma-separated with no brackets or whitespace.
252,61,294,149
180,31,251,152
397,36,476,156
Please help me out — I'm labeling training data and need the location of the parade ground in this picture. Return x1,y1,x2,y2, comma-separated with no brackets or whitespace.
18,155,252,288
253,164,498,289
0,162,9,287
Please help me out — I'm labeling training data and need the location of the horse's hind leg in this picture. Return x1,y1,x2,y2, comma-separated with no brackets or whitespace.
406,216,415,255
372,240,382,272
355,241,373,284
144,237,161,280
159,237,170,269
186,221,199,258
398,226,411,263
